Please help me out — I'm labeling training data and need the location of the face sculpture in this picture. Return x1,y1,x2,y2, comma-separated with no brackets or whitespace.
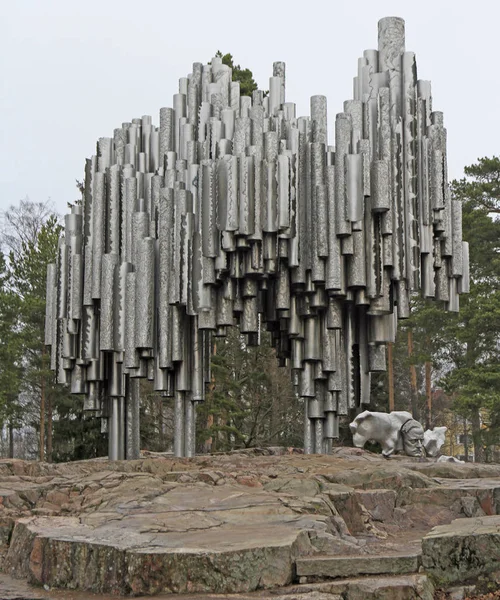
349,410,425,457
423,426,447,457
400,419,425,457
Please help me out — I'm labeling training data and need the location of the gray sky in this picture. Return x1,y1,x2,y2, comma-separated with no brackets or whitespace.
1,0,498,216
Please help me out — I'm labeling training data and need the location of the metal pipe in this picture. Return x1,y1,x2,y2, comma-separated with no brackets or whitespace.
174,391,185,458
108,397,119,460
126,376,141,459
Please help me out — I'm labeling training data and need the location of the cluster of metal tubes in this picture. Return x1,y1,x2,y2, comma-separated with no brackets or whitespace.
45,17,468,458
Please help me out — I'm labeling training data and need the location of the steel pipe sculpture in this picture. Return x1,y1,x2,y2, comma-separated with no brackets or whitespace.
46,17,469,459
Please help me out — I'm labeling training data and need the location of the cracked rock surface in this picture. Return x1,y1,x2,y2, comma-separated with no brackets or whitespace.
2,448,500,596
422,515,500,587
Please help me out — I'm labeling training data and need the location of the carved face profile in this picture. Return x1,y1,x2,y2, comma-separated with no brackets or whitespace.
401,419,425,457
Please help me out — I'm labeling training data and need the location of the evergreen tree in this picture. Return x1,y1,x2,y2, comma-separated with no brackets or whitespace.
197,328,301,452
391,157,500,461
0,253,23,456
215,51,258,96
1,199,107,461
3,204,61,460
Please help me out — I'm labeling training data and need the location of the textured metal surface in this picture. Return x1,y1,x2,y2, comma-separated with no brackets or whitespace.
46,17,467,458
126,378,140,460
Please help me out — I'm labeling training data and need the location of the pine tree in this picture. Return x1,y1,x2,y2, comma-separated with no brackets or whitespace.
0,253,22,456
1,199,107,461
215,51,258,96
196,328,300,451
394,158,500,461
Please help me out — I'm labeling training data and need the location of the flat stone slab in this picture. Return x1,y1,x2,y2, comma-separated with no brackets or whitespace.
342,574,434,600
265,574,434,600
296,551,421,578
5,509,315,595
422,515,500,585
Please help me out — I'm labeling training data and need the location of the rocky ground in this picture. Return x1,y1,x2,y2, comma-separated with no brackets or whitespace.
2,447,500,599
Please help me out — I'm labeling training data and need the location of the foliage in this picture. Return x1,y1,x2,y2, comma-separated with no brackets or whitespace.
139,379,173,453
197,327,302,451
49,396,107,462
389,157,500,461
440,165,500,461
452,156,500,214
1,201,60,458
0,252,22,429
215,51,258,97
0,199,108,462
1,199,54,261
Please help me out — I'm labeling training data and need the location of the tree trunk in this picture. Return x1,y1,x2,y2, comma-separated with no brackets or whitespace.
204,342,216,454
8,421,14,459
226,410,232,450
387,342,395,412
407,329,419,420
46,390,53,463
463,418,470,462
159,399,166,450
40,368,45,463
205,414,214,453
425,359,432,429
471,408,484,463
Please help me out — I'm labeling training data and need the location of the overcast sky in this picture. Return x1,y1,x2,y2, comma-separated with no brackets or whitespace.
1,0,498,217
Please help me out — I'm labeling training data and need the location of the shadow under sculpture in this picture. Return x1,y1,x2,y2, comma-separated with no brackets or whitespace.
45,17,468,459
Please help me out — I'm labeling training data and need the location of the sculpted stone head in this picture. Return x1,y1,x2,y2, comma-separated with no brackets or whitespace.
401,419,425,457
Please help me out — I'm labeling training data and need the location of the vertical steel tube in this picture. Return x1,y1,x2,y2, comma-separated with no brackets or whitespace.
126,376,141,460
174,391,185,457
304,400,313,455
109,398,119,461
314,419,324,454
185,400,196,458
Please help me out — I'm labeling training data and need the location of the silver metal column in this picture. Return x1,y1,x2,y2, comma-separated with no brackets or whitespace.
126,376,141,460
